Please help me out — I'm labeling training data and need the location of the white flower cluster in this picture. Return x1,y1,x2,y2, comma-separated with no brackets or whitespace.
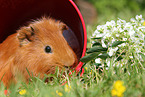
93,15,145,67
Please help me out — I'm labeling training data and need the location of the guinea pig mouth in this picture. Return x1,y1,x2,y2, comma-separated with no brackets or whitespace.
45,66,68,74
64,66,74,70
64,66,72,71
70,60,78,69
63,64,77,71
45,62,77,75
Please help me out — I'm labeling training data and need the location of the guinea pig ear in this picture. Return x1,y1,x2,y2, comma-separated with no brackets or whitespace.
17,26,35,46
60,23,69,32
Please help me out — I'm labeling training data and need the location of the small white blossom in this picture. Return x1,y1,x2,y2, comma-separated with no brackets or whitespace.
106,20,115,27
111,38,116,43
108,47,118,57
118,43,126,47
97,25,103,31
94,30,100,34
116,34,119,37
95,58,101,63
106,59,110,67
129,56,133,59
136,15,142,20
103,33,111,39
92,15,145,68
121,43,126,47
129,30,135,36
123,38,127,41
95,34,104,38
130,18,136,22
101,40,107,48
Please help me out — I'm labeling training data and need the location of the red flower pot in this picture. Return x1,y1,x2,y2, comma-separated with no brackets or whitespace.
0,0,87,72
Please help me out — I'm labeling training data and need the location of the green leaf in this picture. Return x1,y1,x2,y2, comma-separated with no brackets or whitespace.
80,53,99,63
92,42,102,47
112,41,125,47
139,53,145,59
97,54,109,59
91,37,102,39
87,46,108,53
94,63,101,67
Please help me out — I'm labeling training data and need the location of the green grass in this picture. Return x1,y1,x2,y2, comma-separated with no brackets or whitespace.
0,58,145,97
0,22,145,96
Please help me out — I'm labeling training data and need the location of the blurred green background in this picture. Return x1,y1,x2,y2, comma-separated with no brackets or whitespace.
75,0,145,25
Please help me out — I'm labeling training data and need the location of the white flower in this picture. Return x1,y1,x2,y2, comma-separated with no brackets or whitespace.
95,33,104,38
129,56,133,59
116,24,124,32
123,38,127,41
95,58,101,63
106,21,112,26
106,20,115,27
117,18,126,25
94,30,100,34
108,47,118,57
110,20,116,25
130,18,136,23
101,39,107,48
112,26,118,32
106,60,110,67
116,34,119,37
121,43,126,47
103,33,111,39
111,38,116,43
129,30,135,36
97,25,103,31
138,26,145,29
92,33,96,37
141,19,144,23
124,22,132,31
92,41,95,44
118,43,126,47
92,15,145,68
136,15,142,20
103,28,110,34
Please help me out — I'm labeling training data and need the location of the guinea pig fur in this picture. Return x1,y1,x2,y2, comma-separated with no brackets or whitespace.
0,17,78,87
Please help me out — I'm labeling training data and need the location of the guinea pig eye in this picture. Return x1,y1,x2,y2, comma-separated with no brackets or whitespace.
45,46,52,53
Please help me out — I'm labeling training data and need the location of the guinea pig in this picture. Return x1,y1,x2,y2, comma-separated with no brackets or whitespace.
0,17,78,87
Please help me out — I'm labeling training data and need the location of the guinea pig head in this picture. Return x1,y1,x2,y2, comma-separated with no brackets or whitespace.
14,18,78,79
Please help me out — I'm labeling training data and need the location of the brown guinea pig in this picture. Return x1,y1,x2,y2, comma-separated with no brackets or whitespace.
0,17,78,87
